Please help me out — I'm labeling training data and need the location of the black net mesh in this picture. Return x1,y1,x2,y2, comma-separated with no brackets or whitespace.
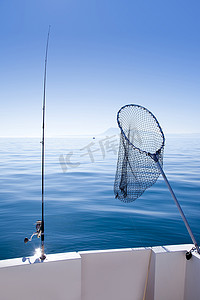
114,104,165,202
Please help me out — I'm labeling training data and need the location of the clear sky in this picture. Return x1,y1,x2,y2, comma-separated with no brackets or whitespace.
0,0,199,137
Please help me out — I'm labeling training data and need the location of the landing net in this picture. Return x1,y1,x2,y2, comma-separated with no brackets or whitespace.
114,104,165,202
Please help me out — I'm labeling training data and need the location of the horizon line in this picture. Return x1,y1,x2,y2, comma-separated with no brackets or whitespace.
0,132,200,138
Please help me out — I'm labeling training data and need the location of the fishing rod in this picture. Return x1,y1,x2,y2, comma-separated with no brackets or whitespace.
24,27,51,261
40,25,50,260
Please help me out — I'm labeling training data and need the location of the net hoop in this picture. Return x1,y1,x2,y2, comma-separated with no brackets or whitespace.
117,104,165,155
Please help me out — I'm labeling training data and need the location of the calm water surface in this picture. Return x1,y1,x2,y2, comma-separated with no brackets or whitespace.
0,135,200,260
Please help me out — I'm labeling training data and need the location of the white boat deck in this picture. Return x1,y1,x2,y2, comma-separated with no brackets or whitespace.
0,244,199,300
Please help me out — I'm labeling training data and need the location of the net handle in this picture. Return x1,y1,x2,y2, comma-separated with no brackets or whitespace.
117,104,165,155
153,154,200,254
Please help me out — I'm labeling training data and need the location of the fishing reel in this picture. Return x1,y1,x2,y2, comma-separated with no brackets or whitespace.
24,220,42,243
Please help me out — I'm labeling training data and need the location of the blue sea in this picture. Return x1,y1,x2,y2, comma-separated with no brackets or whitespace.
0,135,200,260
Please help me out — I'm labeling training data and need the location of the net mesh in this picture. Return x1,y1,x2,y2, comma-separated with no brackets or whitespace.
114,104,165,202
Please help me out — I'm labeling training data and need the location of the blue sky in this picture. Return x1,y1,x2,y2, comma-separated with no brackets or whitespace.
0,0,199,137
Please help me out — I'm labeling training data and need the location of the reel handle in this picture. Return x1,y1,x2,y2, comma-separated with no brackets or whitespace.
24,221,42,243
